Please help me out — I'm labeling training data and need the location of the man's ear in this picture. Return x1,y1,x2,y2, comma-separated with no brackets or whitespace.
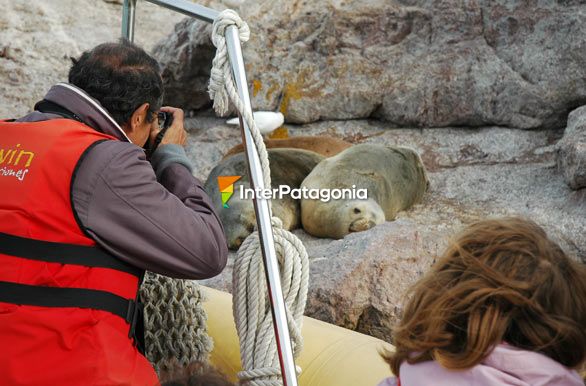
127,102,150,133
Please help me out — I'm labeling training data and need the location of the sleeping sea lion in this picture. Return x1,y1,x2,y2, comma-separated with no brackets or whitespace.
300,144,428,239
222,136,352,160
205,148,325,249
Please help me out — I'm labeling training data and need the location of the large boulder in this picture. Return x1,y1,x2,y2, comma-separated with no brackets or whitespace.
153,19,217,113
301,221,448,340
558,106,586,190
154,0,586,129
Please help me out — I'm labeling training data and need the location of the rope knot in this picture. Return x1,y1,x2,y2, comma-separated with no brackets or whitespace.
208,9,250,117
211,9,250,46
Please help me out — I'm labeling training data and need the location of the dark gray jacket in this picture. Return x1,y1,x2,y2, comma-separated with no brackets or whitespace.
16,83,228,279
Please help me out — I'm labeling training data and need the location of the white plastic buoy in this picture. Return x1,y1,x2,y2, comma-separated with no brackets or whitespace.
227,111,284,135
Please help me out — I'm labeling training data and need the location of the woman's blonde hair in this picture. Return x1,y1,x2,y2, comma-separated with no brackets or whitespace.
385,217,586,375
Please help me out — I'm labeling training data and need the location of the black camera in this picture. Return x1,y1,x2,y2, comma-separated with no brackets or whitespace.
144,112,174,157
157,111,173,131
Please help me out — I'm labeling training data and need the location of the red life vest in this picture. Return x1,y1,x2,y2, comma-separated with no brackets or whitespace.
0,119,159,385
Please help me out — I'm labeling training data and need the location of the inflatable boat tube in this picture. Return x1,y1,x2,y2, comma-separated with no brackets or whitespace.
202,286,394,386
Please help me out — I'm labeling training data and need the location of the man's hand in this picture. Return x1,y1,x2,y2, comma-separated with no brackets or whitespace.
149,106,187,148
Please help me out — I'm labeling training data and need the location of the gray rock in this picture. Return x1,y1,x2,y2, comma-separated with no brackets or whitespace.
154,19,216,112
197,118,586,340
155,0,586,129
558,106,586,190
301,221,447,341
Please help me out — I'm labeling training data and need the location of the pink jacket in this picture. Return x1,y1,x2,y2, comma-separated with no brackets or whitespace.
377,344,584,386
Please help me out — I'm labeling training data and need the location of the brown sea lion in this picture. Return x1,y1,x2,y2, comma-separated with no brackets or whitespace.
205,148,325,249
222,136,352,160
300,144,429,239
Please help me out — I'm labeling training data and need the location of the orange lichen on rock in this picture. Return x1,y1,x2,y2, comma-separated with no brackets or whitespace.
252,79,262,97
279,69,322,116
265,82,280,102
268,127,289,139
279,82,303,115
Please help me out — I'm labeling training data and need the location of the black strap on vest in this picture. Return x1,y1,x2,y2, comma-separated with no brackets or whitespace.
34,99,84,123
0,232,145,352
0,281,137,322
0,232,142,277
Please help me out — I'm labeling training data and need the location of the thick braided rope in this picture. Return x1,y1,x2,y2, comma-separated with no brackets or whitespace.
209,10,310,386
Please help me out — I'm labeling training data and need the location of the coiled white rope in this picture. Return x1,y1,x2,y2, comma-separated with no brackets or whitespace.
208,9,310,386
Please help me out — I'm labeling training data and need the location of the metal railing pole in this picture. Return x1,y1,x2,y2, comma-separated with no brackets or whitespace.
225,25,299,386
122,0,137,41
144,0,218,23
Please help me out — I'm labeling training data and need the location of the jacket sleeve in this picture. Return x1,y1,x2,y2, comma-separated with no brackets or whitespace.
71,140,228,279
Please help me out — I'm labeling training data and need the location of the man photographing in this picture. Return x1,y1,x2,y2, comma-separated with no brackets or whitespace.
0,40,228,385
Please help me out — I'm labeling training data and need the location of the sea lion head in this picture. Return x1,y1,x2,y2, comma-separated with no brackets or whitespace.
324,198,385,239
346,199,386,233
219,198,256,250
228,220,255,250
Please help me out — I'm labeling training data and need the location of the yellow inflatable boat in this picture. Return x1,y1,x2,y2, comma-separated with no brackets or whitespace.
202,287,394,386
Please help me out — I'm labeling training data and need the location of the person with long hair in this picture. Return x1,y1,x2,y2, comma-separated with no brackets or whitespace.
378,217,586,386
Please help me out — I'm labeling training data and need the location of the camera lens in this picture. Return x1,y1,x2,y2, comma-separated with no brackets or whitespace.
157,112,166,129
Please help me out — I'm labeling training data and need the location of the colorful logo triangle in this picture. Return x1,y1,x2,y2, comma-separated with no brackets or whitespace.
217,176,241,208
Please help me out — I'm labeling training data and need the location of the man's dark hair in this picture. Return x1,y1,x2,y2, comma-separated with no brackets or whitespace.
68,39,163,125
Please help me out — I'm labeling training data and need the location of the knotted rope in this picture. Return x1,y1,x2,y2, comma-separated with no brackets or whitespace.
209,10,310,386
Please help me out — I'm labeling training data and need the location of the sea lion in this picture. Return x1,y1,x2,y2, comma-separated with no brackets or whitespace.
222,136,352,160
300,144,429,239
205,148,325,249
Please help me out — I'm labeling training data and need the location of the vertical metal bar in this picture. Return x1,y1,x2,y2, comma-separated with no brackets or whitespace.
225,25,299,386
122,0,137,41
